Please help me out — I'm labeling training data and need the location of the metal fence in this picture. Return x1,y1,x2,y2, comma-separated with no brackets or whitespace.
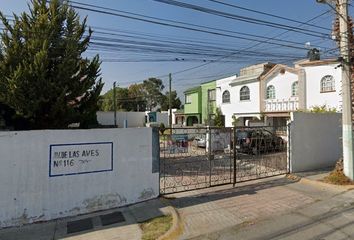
159,126,288,194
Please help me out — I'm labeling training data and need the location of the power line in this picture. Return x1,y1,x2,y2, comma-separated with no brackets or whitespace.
153,0,331,38
67,1,331,43
207,0,331,31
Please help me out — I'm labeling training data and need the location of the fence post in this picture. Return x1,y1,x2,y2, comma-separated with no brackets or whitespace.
207,126,212,187
233,127,237,187
287,123,291,173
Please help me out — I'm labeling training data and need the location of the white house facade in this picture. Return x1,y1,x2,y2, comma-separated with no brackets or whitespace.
297,59,342,111
216,75,237,127
216,62,275,127
214,59,342,128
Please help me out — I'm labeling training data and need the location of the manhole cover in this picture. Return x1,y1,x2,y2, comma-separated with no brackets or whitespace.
67,218,93,234
100,211,125,226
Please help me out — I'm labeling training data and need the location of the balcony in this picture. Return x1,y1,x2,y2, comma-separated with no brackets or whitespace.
264,98,299,112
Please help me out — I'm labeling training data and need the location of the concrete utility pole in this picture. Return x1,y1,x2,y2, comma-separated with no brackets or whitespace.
113,81,117,127
207,89,211,126
338,0,354,180
316,0,353,179
169,73,172,128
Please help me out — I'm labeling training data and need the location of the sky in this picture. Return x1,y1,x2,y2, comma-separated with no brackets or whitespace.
0,0,353,98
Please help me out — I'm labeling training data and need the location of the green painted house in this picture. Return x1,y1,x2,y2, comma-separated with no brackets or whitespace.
182,80,217,126
200,80,216,125
183,86,202,126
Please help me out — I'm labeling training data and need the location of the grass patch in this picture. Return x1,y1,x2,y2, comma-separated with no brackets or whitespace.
323,159,354,185
140,214,173,240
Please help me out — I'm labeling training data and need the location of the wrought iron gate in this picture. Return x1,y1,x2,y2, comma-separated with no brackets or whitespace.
159,126,288,194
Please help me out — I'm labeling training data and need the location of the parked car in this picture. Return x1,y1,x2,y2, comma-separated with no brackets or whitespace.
235,129,284,154
193,136,206,148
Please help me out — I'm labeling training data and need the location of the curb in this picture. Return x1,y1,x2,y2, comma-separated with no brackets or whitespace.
158,203,183,240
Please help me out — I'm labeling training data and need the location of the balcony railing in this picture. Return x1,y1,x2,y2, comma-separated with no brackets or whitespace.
264,98,298,112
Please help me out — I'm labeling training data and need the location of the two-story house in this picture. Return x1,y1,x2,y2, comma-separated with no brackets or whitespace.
178,80,217,126
181,86,202,126
216,62,275,127
260,59,341,129
183,58,342,128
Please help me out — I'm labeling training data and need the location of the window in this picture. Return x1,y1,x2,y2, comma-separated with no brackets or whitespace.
266,85,275,99
185,94,192,104
320,75,335,92
240,86,250,101
292,81,298,96
208,89,216,101
222,90,230,103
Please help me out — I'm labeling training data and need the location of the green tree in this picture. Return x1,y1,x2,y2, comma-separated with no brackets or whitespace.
128,83,146,111
99,87,130,111
142,78,164,111
214,107,225,127
160,91,182,111
310,104,337,113
0,0,103,129
232,115,239,127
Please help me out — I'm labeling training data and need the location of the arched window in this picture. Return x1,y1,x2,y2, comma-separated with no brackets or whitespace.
222,90,230,103
266,85,275,99
292,81,298,96
240,86,250,101
320,75,335,92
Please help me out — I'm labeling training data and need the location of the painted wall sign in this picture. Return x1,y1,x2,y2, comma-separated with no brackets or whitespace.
49,142,113,177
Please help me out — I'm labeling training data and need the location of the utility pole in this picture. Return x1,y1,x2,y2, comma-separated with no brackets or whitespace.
317,0,354,180
338,0,354,180
207,89,210,126
113,81,117,127
169,73,172,128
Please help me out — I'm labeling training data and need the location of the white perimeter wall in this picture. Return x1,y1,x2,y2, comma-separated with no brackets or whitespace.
97,111,145,127
0,128,159,227
289,112,342,172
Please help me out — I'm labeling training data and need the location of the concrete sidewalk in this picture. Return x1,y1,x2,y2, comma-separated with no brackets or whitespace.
0,171,353,240
191,184,354,240
0,198,170,240
166,172,350,239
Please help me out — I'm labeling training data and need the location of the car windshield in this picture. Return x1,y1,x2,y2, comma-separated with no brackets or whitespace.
236,131,249,139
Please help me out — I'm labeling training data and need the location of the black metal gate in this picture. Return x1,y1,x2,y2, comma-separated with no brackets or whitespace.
159,126,288,194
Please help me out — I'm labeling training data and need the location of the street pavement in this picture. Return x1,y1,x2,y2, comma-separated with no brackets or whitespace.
0,171,353,240
191,187,354,240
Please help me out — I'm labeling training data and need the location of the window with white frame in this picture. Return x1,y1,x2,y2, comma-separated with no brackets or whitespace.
222,90,230,103
266,85,276,99
185,94,192,104
240,86,250,101
292,81,298,96
208,89,216,101
320,75,335,92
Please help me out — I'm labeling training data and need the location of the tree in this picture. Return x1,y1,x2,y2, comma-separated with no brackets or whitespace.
99,87,130,111
0,0,103,129
310,104,337,113
214,107,225,127
142,78,164,111
160,90,181,111
128,83,146,111
232,115,239,127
